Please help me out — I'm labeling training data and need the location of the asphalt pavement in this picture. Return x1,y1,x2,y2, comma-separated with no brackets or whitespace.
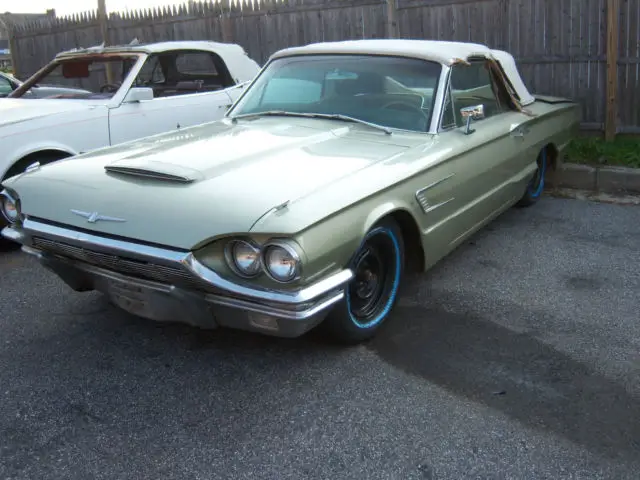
1,196,639,480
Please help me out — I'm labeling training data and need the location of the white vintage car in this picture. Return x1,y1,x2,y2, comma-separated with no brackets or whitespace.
0,40,260,229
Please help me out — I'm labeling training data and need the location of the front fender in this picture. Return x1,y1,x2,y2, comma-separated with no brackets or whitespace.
0,106,110,180
1,143,78,180
362,201,417,238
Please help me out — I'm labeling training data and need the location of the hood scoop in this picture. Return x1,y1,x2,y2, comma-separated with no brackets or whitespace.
104,158,204,183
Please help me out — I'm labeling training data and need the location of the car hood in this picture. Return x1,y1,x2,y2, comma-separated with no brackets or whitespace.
0,98,100,127
5,117,416,250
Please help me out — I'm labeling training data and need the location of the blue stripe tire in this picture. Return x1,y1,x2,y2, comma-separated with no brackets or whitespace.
517,148,548,208
322,217,405,344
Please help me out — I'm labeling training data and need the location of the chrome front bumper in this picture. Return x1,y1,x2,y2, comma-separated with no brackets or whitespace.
2,220,353,337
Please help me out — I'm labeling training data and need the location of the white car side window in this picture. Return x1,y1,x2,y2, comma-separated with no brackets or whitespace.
131,50,235,99
0,75,13,96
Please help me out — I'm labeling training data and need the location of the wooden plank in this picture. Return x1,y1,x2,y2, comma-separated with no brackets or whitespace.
629,0,640,130
605,0,620,141
5,0,639,134
387,0,398,38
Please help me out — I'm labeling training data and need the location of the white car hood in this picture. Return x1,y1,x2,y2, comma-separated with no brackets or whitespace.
0,99,102,128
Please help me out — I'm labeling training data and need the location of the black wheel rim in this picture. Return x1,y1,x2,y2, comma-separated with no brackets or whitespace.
350,246,387,319
347,228,401,329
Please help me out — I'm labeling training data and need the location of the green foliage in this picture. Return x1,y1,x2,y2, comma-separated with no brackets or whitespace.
565,136,640,168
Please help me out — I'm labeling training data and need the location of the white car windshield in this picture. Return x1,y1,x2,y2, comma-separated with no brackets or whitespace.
230,54,442,133
12,54,141,99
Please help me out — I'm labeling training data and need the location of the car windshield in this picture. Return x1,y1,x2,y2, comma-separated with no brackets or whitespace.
229,54,442,133
12,54,141,100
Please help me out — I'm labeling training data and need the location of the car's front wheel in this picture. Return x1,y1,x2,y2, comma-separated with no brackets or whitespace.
323,218,405,344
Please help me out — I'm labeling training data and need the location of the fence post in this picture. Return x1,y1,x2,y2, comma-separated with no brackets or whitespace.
8,26,20,77
386,0,398,38
97,0,114,84
605,0,619,142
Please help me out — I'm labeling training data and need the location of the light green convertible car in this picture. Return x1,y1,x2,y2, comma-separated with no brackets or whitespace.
1,39,580,343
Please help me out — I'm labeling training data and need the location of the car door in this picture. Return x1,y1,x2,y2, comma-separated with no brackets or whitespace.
416,59,534,256
108,50,236,146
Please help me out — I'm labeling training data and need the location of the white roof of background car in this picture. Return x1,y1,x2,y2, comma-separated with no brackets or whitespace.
270,39,535,106
57,40,247,57
55,40,261,83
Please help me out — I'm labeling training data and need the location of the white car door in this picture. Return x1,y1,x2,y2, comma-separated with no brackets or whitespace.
108,50,238,146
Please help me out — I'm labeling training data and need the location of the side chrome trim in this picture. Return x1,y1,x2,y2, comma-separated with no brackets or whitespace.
415,173,456,198
415,173,456,214
13,218,354,307
423,198,455,214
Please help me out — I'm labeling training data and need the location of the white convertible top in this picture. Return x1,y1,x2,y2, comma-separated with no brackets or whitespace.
489,49,535,106
270,39,535,106
57,40,261,84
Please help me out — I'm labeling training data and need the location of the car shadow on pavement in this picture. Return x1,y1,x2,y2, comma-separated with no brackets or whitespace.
366,295,640,463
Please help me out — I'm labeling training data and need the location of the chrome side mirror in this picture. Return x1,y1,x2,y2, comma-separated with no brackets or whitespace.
460,104,485,135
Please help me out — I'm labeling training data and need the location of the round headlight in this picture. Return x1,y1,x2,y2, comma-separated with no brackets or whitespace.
263,244,300,283
226,240,261,277
0,193,19,224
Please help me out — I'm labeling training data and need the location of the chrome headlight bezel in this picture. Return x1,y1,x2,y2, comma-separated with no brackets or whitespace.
224,238,262,279
0,189,22,225
261,240,302,284
222,237,303,284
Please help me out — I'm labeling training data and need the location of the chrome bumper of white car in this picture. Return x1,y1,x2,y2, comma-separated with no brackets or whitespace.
2,219,353,337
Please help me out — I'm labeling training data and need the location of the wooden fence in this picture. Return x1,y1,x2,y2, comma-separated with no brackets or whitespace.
8,0,640,136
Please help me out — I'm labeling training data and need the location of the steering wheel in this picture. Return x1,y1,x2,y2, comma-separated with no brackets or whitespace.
380,100,430,131
99,83,121,93
381,101,429,121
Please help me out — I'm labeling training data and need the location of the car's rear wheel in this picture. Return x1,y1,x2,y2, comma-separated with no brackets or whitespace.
517,148,548,207
323,218,405,344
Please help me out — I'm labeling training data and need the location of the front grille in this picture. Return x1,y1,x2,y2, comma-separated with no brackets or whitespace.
32,236,204,289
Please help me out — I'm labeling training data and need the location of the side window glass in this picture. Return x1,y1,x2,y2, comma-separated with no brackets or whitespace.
0,76,13,96
449,61,502,126
134,56,165,86
440,82,456,130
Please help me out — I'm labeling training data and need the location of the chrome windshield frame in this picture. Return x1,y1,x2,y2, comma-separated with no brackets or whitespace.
227,53,447,135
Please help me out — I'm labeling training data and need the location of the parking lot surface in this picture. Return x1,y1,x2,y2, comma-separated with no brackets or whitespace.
1,196,639,480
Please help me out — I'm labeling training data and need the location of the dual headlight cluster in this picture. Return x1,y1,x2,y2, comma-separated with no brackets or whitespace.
0,190,22,225
224,238,302,284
